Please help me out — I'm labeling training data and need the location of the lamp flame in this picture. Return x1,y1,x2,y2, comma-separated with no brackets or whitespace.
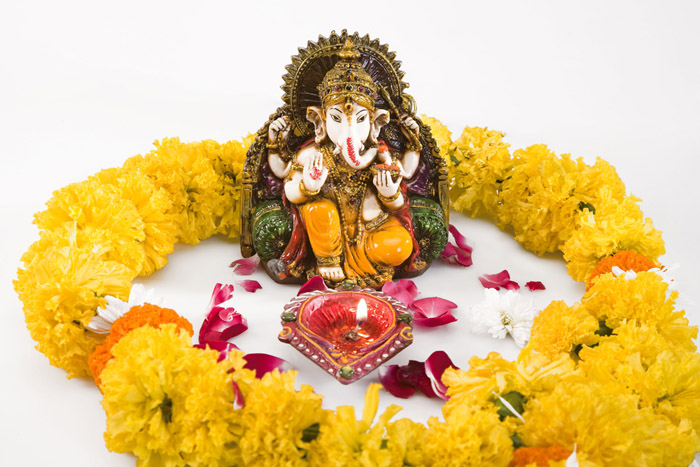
356,299,368,323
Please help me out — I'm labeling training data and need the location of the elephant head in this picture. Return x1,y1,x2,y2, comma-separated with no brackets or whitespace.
306,101,389,169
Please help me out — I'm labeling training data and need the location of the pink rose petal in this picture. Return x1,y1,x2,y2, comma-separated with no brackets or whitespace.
449,224,473,255
230,255,260,275
410,297,458,327
239,280,262,293
440,224,473,267
194,341,240,362
479,270,520,290
525,281,546,291
382,279,419,306
232,380,245,410
298,275,328,295
243,353,293,378
199,305,249,345
379,365,417,399
412,312,458,327
208,283,235,309
424,350,459,400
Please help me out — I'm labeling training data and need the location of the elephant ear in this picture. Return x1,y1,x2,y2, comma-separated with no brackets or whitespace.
370,109,390,144
306,106,326,143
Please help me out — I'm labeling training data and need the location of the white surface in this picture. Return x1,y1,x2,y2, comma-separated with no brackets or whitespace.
1,1,699,465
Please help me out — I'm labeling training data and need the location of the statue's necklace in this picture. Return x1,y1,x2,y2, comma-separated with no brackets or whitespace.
322,145,371,245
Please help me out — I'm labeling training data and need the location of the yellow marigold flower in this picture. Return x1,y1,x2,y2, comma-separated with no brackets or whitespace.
497,145,587,255
123,137,232,245
101,324,243,467
14,242,133,377
449,126,512,218
562,189,665,281
581,272,697,349
518,378,700,467
308,383,402,467
423,404,513,467
90,167,178,275
575,157,626,208
442,350,575,413
235,370,328,466
384,418,427,467
201,135,253,240
34,178,148,273
420,114,454,158
644,350,700,435
527,301,599,359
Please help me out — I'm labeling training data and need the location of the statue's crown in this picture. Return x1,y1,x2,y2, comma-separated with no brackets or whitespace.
319,40,378,110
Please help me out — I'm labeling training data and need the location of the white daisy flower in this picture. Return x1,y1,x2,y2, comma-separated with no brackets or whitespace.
86,284,163,334
468,289,536,347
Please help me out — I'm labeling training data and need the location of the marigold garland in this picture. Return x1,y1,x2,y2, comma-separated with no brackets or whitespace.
13,117,700,466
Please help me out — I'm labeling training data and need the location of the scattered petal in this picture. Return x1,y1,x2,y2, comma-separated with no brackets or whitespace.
378,365,416,399
232,380,245,410
479,269,519,290
397,360,439,398
525,281,546,291
440,224,473,267
230,255,260,275
208,283,235,309
410,297,458,327
380,351,458,399
242,353,293,378
382,279,419,306
424,351,458,400
492,391,525,423
238,280,262,293
468,289,536,347
297,275,328,295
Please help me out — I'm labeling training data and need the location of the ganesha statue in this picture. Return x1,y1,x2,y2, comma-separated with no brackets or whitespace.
241,31,449,289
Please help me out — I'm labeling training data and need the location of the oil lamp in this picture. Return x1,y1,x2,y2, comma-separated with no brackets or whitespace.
279,288,413,384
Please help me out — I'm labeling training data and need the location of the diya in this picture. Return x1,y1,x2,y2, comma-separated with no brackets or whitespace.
240,30,449,290
279,286,413,384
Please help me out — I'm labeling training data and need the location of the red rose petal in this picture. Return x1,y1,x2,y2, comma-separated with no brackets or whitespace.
378,365,417,399
424,350,458,400
479,269,520,290
243,353,293,378
297,275,328,295
239,280,262,293
397,360,439,398
208,283,235,309
525,281,546,291
410,297,458,327
230,255,260,275
382,279,419,306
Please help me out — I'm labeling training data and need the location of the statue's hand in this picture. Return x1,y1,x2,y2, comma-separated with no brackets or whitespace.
373,170,402,200
268,116,290,145
302,151,328,194
399,114,420,141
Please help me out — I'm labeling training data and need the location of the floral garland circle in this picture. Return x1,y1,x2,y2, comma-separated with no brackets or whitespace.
14,119,699,466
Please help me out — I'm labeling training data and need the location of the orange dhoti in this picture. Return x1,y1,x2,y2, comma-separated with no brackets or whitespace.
300,198,412,280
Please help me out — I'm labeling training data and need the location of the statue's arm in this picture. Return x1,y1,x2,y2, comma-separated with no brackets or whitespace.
267,116,292,178
398,115,422,179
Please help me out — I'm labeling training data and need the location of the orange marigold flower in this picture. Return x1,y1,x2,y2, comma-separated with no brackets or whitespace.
89,304,193,386
510,446,571,467
586,250,659,290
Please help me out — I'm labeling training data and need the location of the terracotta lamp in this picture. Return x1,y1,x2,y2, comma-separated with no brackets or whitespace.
279,288,413,384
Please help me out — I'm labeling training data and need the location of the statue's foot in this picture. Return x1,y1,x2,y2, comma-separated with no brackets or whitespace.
319,266,345,282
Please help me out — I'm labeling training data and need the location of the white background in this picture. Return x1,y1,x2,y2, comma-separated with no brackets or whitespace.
1,1,699,465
